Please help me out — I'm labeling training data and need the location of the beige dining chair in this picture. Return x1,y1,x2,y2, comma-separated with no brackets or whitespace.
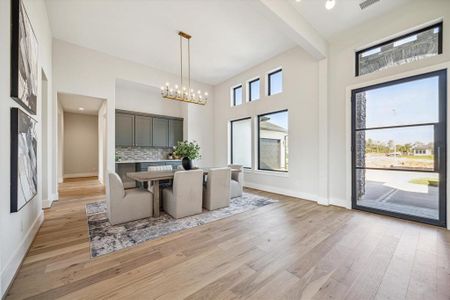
107,172,153,225
228,164,243,198
147,165,173,193
203,167,231,210
163,169,203,218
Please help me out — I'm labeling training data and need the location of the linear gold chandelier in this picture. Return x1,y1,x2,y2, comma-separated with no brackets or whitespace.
161,31,208,105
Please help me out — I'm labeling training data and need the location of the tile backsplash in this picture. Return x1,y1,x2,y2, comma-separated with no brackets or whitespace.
116,146,173,161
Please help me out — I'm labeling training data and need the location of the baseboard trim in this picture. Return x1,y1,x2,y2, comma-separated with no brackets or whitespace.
42,193,59,209
63,172,98,179
244,182,319,203
42,199,51,209
1,210,44,298
52,192,59,201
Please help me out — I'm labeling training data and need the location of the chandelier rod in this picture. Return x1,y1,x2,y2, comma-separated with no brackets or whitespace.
180,34,183,91
188,38,191,95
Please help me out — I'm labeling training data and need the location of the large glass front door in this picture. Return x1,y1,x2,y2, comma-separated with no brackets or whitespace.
352,70,447,227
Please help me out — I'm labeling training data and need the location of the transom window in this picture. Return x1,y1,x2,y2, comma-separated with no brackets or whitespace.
232,85,243,106
248,78,260,101
356,22,443,76
268,69,283,96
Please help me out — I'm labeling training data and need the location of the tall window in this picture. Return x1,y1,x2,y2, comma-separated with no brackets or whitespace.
258,110,288,172
268,69,282,96
231,118,252,168
248,78,260,101
232,85,243,106
356,22,443,76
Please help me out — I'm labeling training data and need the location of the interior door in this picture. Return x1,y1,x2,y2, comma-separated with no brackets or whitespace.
351,70,447,227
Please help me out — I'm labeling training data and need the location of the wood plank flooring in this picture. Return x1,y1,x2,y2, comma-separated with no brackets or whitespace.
6,177,450,299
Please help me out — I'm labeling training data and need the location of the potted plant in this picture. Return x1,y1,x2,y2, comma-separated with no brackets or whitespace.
173,140,201,170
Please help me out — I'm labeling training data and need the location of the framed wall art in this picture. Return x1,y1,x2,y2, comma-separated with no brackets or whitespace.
11,0,39,115
10,107,38,213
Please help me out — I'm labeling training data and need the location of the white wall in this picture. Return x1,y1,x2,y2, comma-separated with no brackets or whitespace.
115,79,184,118
63,112,99,178
0,0,53,296
327,0,450,225
98,101,107,184
57,101,64,183
52,39,215,191
214,47,320,200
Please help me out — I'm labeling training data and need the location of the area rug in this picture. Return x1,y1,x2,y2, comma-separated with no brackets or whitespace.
86,192,277,257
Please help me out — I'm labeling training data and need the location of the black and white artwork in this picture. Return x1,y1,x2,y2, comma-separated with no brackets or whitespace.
11,108,38,213
11,0,39,115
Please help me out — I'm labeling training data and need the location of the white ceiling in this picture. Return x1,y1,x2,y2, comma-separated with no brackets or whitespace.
45,0,412,85
59,93,105,115
45,0,297,85
291,0,410,39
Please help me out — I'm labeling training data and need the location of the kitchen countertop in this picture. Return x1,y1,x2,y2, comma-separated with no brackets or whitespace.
115,159,182,164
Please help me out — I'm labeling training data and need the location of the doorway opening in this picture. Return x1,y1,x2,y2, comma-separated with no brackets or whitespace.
57,93,107,199
351,70,447,227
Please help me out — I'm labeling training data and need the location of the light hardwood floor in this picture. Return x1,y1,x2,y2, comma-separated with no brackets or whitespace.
6,177,450,299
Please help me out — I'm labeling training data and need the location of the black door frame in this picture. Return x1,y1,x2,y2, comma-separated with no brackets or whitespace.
351,69,447,227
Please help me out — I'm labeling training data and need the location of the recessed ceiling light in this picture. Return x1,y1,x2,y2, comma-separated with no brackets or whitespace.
78,107,85,111
325,0,336,10
295,0,301,2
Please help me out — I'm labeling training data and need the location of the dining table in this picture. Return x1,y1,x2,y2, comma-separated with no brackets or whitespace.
127,167,242,217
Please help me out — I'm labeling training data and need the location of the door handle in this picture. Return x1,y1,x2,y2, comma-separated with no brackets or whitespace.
436,146,440,171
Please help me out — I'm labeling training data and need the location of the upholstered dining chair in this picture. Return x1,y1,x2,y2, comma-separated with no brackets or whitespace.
107,172,153,225
228,164,243,198
203,167,231,210
163,169,203,219
147,165,173,193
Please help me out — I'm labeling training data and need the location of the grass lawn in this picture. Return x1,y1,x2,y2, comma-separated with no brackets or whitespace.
409,178,439,186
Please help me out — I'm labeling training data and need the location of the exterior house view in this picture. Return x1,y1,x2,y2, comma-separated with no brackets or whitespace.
412,143,433,156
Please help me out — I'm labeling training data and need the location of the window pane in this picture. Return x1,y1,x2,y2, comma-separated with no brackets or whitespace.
249,79,260,101
258,111,288,171
356,169,439,220
355,125,435,171
358,24,441,76
355,76,439,129
269,70,282,95
231,118,251,168
233,86,242,106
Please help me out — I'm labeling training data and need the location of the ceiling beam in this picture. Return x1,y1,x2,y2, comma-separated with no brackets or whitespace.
252,0,328,60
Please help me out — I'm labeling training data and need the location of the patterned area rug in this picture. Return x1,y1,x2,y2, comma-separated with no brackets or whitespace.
86,192,277,257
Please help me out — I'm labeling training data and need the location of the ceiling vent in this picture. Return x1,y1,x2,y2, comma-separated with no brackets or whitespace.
359,0,380,10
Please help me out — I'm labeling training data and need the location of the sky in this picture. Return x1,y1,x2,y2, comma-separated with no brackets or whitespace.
358,75,439,145
262,110,288,129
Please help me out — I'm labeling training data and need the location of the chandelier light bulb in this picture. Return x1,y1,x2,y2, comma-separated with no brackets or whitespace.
204,92,208,96
165,82,169,86
325,0,335,10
